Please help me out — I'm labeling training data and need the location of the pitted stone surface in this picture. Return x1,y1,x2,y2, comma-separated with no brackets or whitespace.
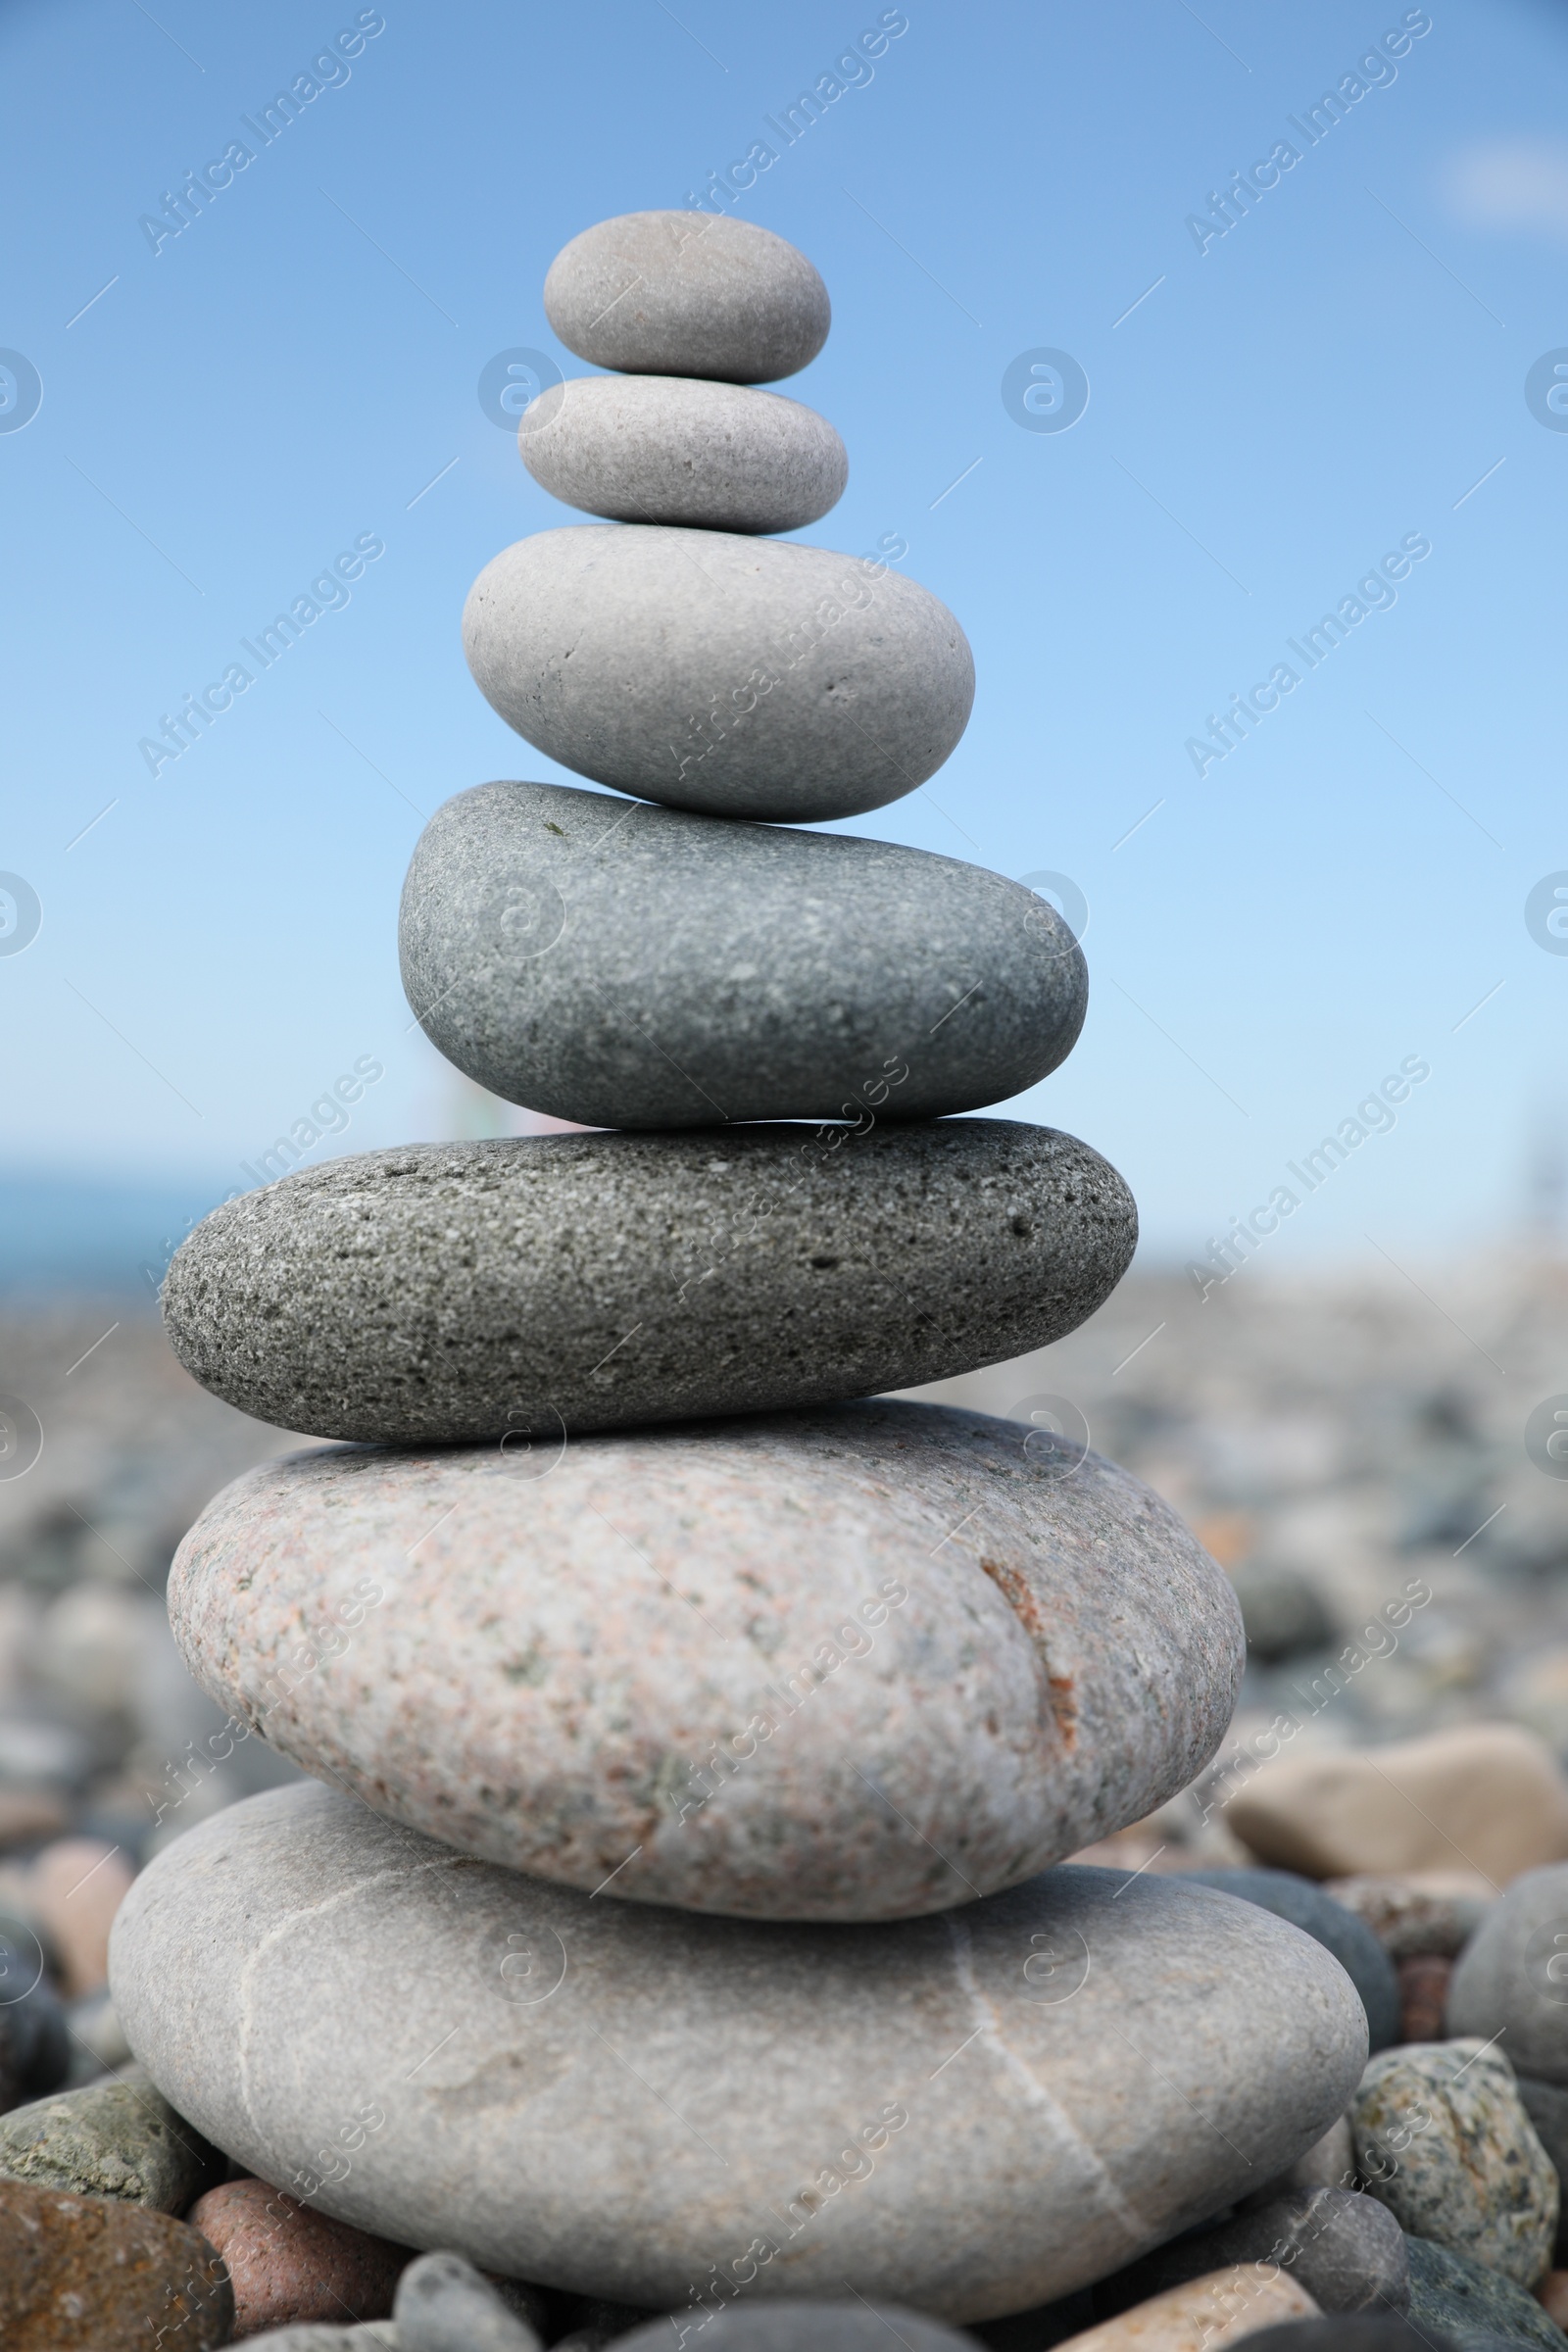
543,212,830,383
0,2070,223,2212
399,782,1086,1130
462,526,974,822
166,1400,1243,1920
109,1786,1368,2322
159,1125,1135,1444
1352,2041,1558,2286
520,375,847,533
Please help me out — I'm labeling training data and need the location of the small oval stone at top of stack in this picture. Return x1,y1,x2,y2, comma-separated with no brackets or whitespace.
399,781,1086,1130
543,210,830,382
519,375,848,534
160,1122,1135,1445
462,524,974,823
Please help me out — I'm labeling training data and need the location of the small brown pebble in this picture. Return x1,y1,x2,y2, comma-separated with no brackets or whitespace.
0,1792,70,1853
27,1840,135,1998
1397,1953,1453,2043
1538,2268,1568,2327
0,2173,232,2349
187,2176,410,2336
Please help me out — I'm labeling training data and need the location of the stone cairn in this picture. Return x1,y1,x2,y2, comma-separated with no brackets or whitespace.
112,214,1367,2334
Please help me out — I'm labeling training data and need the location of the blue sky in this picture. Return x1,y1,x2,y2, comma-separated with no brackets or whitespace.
2,0,1566,1279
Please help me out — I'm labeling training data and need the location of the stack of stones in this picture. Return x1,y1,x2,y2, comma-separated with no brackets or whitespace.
111,213,1369,2333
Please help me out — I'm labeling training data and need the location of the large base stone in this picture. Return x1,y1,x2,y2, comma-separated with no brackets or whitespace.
109,1786,1368,2324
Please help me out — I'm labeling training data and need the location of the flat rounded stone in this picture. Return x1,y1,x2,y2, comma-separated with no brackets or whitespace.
1227,1725,1568,1885
1448,1864,1568,2085
109,1784,1368,2322
543,213,829,383
167,1400,1243,1921
520,375,846,533
399,782,1086,1131
462,526,974,823
159,1124,1135,1444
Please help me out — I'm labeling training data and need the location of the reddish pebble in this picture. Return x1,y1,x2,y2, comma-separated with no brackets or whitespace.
1538,2270,1568,2327
1397,1953,1452,2044
186,2177,409,2337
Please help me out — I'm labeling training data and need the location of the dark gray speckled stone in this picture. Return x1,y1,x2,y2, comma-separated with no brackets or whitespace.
543,211,830,383
160,1124,1134,1444
462,526,974,823
399,782,1086,1130
1404,2232,1567,2348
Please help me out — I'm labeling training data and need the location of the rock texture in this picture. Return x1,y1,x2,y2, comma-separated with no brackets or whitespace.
1181,1869,1401,2050
519,375,847,532
1448,1864,1568,2087
0,2070,222,2211
399,781,1087,1130
1092,2186,1409,2318
462,526,974,822
186,2178,410,2337
393,2252,542,2352
1404,2231,1568,2348
1325,1875,1494,1961
1236,2322,1464,2352
109,1786,1369,2323
1050,2267,1318,2348
617,2310,973,2350
0,2175,233,2348
1352,2041,1558,2286
166,1401,1244,1919
160,1126,1136,1444
543,212,830,383
244,2331,397,2350
1229,1725,1568,1885
1516,2078,1568,2261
